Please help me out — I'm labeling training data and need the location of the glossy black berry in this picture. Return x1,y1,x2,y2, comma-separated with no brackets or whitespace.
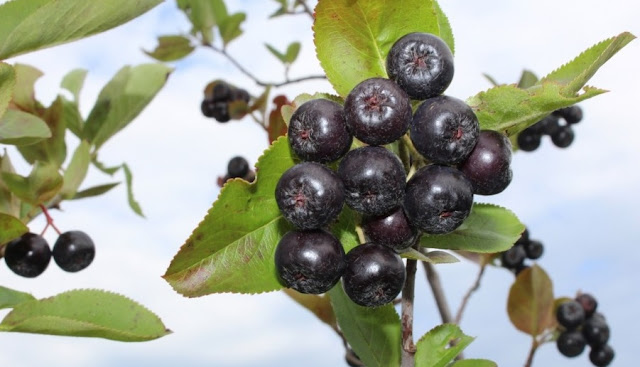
411,95,480,165
275,162,344,229
344,78,412,146
4,232,51,278
556,300,586,330
386,32,454,100
517,227,530,244
227,156,249,178
459,130,512,195
362,207,418,251
338,146,406,216
343,243,406,307
404,165,474,234
554,106,583,125
551,125,574,148
211,82,232,102
501,245,526,269
201,100,216,117
524,240,544,260
589,344,614,367
288,99,352,163
212,102,230,123
52,231,95,272
274,230,346,294
517,129,541,151
583,316,610,347
575,293,598,318
530,115,560,136
556,330,587,357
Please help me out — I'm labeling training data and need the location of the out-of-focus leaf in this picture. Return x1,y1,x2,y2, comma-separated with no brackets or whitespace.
0,62,15,119
0,212,28,245
517,70,538,89
71,182,120,200
60,141,91,199
144,35,195,62
219,12,246,46
17,97,66,166
507,265,555,336
0,109,50,146
11,64,42,112
60,69,87,102
1,160,62,205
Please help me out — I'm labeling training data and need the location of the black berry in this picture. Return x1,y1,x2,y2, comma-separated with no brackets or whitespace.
517,129,541,151
361,207,417,251
274,230,346,294
501,245,526,269
227,156,249,178
386,32,454,100
344,78,412,146
52,231,95,272
583,316,610,347
211,82,232,102
404,165,474,234
288,99,352,163
411,95,479,165
342,243,406,307
338,146,406,216
4,232,51,278
212,102,231,123
459,130,512,195
231,88,251,103
530,115,560,136
517,227,530,244
201,100,216,117
589,344,614,367
554,106,583,125
523,240,544,260
556,330,587,357
575,293,598,318
275,162,344,229
551,125,574,148
556,300,586,330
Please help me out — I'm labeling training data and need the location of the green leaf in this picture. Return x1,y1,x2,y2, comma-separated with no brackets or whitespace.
507,265,555,336
0,0,163,60
144,35,195,62
60,96,84,138
1,160,62,205
71,182,120,200
314,0,454,97
284,42,301,64
0,109,50,146
60,141,90,199
83,64,172,150
282,288,336,328
60,69,87,103
539,32,636,96
11,64,42,112
399,248,459,264
17,96,66,166
0,62,15,119
0,286,35,310
482,73,500,87
432,1,455,55
122,163,144,217
92,157,121,175
420,204,524,253
0,151,20,216
177,0,228,44
0,289,170,342
0,212,27,244
415,324,474,367
329,284,401,367
517,70,538,89
219,12,246,46
449,359,497,367
265,43,287,64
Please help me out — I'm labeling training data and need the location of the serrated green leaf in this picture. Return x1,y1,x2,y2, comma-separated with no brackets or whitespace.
17,96,66,166
421,204,524,253
122,163,144,217
0,289,170,341
284,42,301,64
60,69,87,103
0,109,50,146
0,62,15,119
433,1,454,55
1,160,62,205
449,359,497,367
219,12,246,46
415,324,474,367
0,212,27,245
399,248,459,264
507,265,555,336
467,82,606,137
329,283,401,367
71,182,120,200
314,0,454,97
539,32,635,95
265,43,287,64
144,35,195,62
60,141,90,199
0,286,35,310
11,64,42,112
83,64,172,150
0,0,162,59
517,70,538,89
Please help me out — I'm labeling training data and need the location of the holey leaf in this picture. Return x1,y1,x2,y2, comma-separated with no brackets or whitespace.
415,324,474,367
420,204,524,253
507,265,555,337
0,289,170,341
314,0,454,97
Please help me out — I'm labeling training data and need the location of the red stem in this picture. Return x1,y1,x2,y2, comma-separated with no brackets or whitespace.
39,205,62,235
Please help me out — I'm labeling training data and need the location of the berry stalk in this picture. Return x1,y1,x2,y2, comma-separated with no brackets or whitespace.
401,254,418,367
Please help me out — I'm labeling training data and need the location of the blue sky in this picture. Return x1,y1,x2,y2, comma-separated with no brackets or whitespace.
1,0,639,366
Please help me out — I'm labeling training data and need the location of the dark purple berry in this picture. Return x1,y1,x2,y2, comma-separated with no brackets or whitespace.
556,300,586,330
554,106,583,125
274,230,346,294
589,345,614,367
4,232,51,278
201,100,216,117
501,245,526,269
530,115,560,136
227,156,249,178
338,146,406,216
404,165,474,234
212,82,232,102
556,330,587,357
575,293,598,318
52,231,95,272
459,130,512,195
232,88,251,103
517,129,541,151
551,125,574,148
583,316,610,347
362,207,418,251
288,99,352,163
386,32,454,100
517,227,530,244
524,240,544,260
343,78,412,146
411,95,480,165
343,243,406,307
275,162,344,229
212,102,230,123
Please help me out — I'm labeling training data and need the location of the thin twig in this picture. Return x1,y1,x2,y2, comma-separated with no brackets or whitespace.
524,337,538,367
401,254,418,366
296,0,315,20
454,265,486,324
423,262,454,324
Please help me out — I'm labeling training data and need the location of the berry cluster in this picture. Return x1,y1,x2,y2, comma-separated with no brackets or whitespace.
556,293,614,366
3,231,95,277
275,32,514,308
517,106,583,151
217,156,255,187
201,80,251,123
500,227,543,275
